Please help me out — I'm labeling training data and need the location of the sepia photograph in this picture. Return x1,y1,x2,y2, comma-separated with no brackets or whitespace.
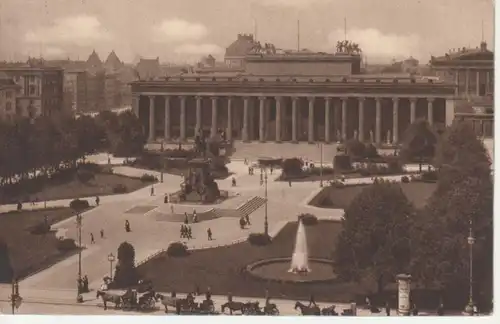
0,0,495,318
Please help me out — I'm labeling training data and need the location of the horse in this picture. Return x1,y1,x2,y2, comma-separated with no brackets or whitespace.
294,301,321,315
221,301,246,315
96,290,122,310
242,301,260,315
156,294,192,313
321,305,339,316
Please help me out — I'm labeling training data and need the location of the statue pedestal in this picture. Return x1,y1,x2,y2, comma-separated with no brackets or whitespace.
396,274,412,316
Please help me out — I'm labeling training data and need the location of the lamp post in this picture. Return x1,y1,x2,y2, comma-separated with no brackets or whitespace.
108,253,116,281
76,213,83,303
10,279,21,314
464,218,476,315
319,143,324,187
264,169,269,236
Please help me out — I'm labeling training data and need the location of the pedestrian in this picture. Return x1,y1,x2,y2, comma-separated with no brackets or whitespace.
385,302,390,316
100,229,104,239
108,156,111,165
245,214,250,225
125,220,131,232
95,196,100,206
90,233,95,244
83,275,89,292
150,185,155,196
288,180,292,187
193,209,197,222
207,228,213,240
437,302,444,316
270,167,273,175
412,303,419,316
170,204,174,214
206,286,212,300
184,212,189,224
308,294,317,307
187,226,192,239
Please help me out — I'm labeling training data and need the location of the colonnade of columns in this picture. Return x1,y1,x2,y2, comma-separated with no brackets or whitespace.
138,94,445,144
453,69,494,97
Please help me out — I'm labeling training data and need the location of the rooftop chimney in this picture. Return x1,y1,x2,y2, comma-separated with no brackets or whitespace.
480,41,487,51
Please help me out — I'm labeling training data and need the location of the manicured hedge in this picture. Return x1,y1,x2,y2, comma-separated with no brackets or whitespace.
298,213,318,226
113,184,128,193
69,199,90,211
57,238,78,252
166,242,189,257
140,174,157,182
247,233,272,246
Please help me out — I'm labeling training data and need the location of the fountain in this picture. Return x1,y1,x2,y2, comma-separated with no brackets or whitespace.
288,220,310,273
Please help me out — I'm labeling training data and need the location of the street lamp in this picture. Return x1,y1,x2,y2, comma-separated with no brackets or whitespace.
108,253,116,281
464,218,476,315
264,169,269,236
76,213,83,303
10,279,22,314
319,143,324,187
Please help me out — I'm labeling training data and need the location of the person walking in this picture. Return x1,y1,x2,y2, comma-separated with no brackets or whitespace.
95,196,100,206
193,209,197,223
100,229,104,239
150,185,155,196
385,302,390,316
90,233,95,244
207,228,213,240
308,294,317,307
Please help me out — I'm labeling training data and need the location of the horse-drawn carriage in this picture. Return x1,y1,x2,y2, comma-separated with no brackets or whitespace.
122,289,157,311
156,293,218,315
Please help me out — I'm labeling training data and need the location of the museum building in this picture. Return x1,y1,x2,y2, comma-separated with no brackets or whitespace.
131,34,458,144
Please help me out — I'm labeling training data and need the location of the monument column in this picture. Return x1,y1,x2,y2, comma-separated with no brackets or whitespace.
392,97,399,144
324,97,331,143
308,97,314,143
195,96,202,134
341,97,347,142
227,97,233,141
179,96,186,141
132,93,139,117
259,96,266,142
427,98,434,125
358,97,365,142
465,69,470,96
292,97,298,143
148,95,155,142
211,96,218,137
375,97,381,144
242,97,249,142
164,95,171,140
410,98,417,124
275,96,282,143
396,274,412,316
476,71,481,96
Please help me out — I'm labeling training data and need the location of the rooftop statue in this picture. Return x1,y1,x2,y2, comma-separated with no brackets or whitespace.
335,40,362,54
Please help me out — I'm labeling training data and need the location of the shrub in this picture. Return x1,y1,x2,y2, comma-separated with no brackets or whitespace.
247,233,272,246
57,238,77,252
346,139,365,159
421,170,438,182
334,155,351,171
140,174,157,182
166,242,189,257
69,199,90,211
282,158,304,177
113,184,128,193
298,213,318,226
401,176,410,183
30,222,51,235
364,144,379,159
78,162,101,173
76,169,95,183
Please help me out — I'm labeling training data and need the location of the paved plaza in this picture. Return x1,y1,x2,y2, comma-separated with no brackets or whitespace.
1,144,491,315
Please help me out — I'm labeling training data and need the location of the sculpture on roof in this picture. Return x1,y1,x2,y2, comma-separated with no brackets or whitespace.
250,41,276,55
336,40,362,54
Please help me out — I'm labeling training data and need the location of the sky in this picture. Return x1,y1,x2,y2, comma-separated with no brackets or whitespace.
0,0,494,64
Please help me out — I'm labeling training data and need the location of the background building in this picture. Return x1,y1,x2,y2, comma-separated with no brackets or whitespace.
0,72,20,120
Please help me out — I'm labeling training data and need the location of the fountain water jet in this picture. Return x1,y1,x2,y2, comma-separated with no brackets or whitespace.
288,220,310,274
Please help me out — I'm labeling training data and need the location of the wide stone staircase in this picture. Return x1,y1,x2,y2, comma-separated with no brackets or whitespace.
235,196,267,217
231,141,339,162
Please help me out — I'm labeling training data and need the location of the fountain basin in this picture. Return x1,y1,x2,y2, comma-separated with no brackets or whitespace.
245,257,337,284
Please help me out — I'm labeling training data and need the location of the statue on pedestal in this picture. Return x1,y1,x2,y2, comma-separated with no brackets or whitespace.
369,130,374,143
353,130,358,140
336,129,341,143
387,130,392,145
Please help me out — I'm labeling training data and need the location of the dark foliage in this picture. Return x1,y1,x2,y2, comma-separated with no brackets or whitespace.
0,239,13,282
113,242,139,288
282,158,304,177
76,169,95,183
166,242,189,257
56,238,78,252
247,233,272,246
69,198,90,211
333,154,352,171
399,120,437,165
112,183,128,193
29,222,51,235
140,174,157,182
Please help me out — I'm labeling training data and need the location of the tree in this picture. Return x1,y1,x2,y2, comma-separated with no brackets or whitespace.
334,180,415,293
113,241,139,287
111,111,146,158
399,120,437,172
411,122,493,310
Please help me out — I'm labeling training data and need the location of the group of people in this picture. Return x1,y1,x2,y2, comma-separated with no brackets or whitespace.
180,224,193,239
77,275,90,294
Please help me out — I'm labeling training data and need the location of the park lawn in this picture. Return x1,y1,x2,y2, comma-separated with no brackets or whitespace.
18,173,149,203
0,207,91,282
309,182,437,210
138,220,372,303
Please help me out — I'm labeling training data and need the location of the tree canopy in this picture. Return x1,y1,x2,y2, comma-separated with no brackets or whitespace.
114,241,139,287
334,180,415,293
399,120,437,165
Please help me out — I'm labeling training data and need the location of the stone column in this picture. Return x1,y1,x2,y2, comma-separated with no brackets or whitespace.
341,97,347,141
242,97,249,142
410,98,417,124
375,97,381,144
427,98,434,125
164,96,171,140
445,99,455,126
292,97,298,143
308,97,314,143
275,96,282,143
486,71,490,94
227,97,232,141
392,98,399,144
211,96,218,137
454,70,460,96
465,69,470,96
195,96,202,134
148,95,155,142
476,71,481,96
259,96,266,142
358,97,365,142
324,97,331,143
179,96,186,141
132,93,139,117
